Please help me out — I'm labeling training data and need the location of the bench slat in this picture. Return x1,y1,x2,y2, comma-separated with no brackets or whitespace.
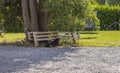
35,34,58,38
36,38,55,41
28,31,59,47
33,31,58,35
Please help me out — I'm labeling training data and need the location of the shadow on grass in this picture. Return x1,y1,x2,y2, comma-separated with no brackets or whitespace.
81,37,97,40
79,31,99,34
0,46,80,73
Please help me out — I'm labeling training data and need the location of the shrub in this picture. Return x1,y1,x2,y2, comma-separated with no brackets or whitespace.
95,5,120,30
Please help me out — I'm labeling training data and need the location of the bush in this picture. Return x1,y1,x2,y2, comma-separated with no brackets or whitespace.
1,1,23,32
95,5,120,30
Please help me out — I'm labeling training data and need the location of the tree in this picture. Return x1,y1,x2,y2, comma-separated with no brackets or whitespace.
95,0,120,5
95,0,105,5
45,0,94,30
109,0,120,5
29,0,39,31
43,0,94,44
21,0,95,44
0,0,4,26
22,0,51,32
22,0,31,31
1,0,23,32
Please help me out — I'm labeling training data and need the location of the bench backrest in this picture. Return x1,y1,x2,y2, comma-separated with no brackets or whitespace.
28,31,59,41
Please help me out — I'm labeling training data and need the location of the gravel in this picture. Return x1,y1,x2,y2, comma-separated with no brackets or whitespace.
0,46,120,73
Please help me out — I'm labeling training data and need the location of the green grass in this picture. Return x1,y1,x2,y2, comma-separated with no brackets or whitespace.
0,33,25,43
79,31,120,47
1,31,120,46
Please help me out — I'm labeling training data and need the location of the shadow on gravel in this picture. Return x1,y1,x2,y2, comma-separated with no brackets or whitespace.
0,46,79,73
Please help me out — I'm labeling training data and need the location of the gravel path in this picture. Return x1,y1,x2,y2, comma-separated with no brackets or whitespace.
0,46,120,73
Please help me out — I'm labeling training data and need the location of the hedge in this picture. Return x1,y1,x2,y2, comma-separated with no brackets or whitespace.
95,5,120,30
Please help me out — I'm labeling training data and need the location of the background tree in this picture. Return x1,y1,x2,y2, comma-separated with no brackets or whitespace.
21,0,95,43
22,0,51,32
45,0,97,31
43,0,97,43
0,0,4,26
0,0,23,32
95,0,120,5
109,0,120,5
22,0,31,31
95,0,105,5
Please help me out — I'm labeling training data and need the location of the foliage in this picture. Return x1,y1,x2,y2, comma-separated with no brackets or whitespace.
95,0,105,5
95,0,120,5
0,0,98,32
95,5,120,30
0,13,4,26
0,0,4,26
85,5,100,29
90,0,97,5
44,0,95,31
109,0,120,5
1,0,23,32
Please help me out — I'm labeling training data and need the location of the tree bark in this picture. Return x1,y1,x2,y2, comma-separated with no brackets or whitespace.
22,0,31,30
29,0,39,31
44,13,51,31
39,0,50,31
39,0,44,31
0,0,4,10
22,0,31,40
22,0,50,32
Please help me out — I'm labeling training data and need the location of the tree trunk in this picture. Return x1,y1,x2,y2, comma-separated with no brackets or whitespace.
39,0,44,31
22,0,31,40
0,0,4,10
22,0,31,30
39,0,50,31
29,0,39,31
44,13,51,31
22,0,50,32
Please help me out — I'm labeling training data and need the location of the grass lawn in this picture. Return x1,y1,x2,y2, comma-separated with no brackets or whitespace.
0,33,25,43
0,31,120,46
79,31,120,47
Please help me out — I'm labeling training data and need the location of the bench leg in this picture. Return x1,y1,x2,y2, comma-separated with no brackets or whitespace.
34,40,39,47
33,33,39,47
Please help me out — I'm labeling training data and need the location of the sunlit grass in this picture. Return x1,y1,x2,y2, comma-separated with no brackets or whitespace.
0,33,25,43
78,31,120,46
1,31,120,46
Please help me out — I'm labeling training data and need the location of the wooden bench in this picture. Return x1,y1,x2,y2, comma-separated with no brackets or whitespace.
59,32,80,40
59,32,80,46
27,31,59,47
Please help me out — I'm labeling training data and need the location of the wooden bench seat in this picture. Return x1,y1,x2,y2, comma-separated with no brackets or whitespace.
27,31,59,47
